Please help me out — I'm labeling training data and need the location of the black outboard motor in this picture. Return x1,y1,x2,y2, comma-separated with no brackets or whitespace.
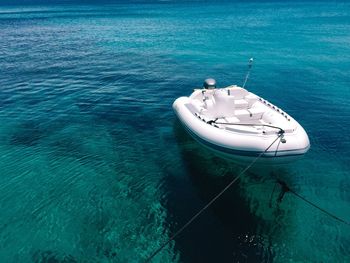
203,78,216,89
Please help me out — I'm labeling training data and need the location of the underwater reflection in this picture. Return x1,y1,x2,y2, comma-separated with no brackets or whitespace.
160,121,298,262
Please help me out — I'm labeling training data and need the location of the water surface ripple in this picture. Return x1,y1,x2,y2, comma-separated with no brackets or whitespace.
0,2,349,262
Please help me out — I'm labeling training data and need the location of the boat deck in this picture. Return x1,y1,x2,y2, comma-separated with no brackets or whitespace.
189,86,297,135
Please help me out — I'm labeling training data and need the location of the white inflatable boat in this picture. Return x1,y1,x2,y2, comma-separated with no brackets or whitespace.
173,79,310,163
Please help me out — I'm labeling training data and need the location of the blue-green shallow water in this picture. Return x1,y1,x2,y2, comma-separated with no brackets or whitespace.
0,1,350,262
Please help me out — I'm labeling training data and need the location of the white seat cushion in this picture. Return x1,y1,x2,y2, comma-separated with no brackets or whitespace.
227,87,249,99
234,99,248,109
245,93,259,107
247,108,264,120
234,109,250,120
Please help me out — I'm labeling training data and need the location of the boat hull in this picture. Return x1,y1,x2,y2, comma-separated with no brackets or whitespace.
173,96,310,164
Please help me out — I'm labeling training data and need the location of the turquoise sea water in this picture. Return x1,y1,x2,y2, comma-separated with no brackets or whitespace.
0,1,350,262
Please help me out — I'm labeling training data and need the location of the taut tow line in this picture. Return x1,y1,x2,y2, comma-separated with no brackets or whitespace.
273,179,350,226
242,57,254,88
144,132,284,262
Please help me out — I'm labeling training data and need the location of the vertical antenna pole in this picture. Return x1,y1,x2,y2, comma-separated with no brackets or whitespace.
242,58,254,88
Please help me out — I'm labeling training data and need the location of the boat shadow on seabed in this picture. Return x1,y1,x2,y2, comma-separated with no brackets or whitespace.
162,120,298,262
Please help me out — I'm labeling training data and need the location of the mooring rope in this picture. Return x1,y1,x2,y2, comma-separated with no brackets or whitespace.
242,57,254,88
273,179,350,226
144,133,284,262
